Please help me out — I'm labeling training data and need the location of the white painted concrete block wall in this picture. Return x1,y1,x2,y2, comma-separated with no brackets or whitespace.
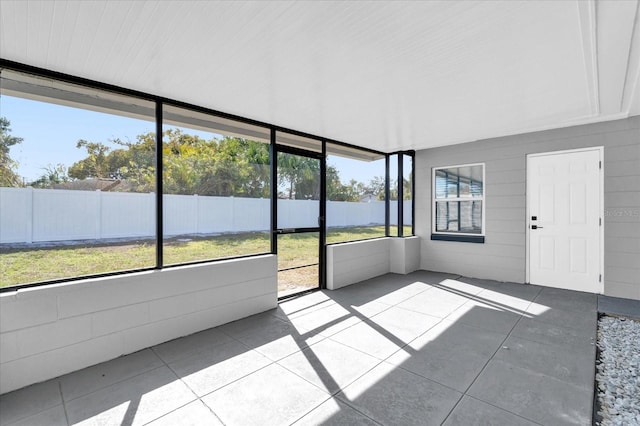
0,255,277,394
326,238,391,290
390,237,421,275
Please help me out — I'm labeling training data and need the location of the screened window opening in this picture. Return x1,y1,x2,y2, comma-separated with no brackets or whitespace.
1,64,418,291
402,153,414,236
162,105,271,265
433,163,484,237
0,69,157,288
325,143,386,244
389,154,399,237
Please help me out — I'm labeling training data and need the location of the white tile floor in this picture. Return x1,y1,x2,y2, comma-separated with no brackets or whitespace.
0,271,599,426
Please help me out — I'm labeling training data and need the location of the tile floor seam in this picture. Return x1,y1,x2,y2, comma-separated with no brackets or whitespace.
59,348,166,402
446,304,532,424
455,395,546,426
524,314,599,335
382,303,448,322
390,362,468,396
290,311,368,340
377,316,449,362
506,293,599,397
277,299,340,320
286,394,333,426
324,321,417,363
486,358,597,393
161,335,259,368
459,286,597,425
252,337,328,363
150,345,172,367
379,287,434,308
442,288,535,315
161,352,204,403
206,400,227,426
197,362,331,426
274,340,388,398
270,359,339,395
530,298,599,315
313,298,437,357
348,302,395,322
440,309,518,335
437,395,466,426
397,283,439,301
139,399,197,426
323,334,399,362
334,393,393,425
211,322,305,363
503,330,598,353
531,302,599,315
217,312,293,340
60,364,169,404
0,381,66,426
195,359,276,400
331,360,466,426
328,394,386,426
58,381,70,426
146,364,201,426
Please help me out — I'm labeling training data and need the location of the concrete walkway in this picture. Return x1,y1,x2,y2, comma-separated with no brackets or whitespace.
0,271,599,425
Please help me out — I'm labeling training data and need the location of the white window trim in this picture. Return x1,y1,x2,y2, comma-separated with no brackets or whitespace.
432,162,486,237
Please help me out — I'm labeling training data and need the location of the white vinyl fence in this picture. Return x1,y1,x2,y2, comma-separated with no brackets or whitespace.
0,187,411,244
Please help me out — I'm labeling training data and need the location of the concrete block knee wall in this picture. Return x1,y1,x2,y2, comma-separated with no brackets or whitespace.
326,237,421,290
0,255,277,394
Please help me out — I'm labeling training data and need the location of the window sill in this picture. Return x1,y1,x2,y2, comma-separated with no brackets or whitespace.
431,234,485,243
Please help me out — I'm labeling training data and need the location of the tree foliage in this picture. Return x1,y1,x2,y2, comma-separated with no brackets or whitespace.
0,117,24,187
277,153,322,200
30,164,70,188
15,125,390,201
62,129,271,197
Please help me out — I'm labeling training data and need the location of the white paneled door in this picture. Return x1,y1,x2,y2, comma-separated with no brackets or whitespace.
527,148,602,293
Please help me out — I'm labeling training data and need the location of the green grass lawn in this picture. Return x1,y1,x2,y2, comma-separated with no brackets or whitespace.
0,225,414,288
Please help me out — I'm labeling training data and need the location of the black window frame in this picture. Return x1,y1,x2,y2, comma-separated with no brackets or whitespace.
1,59,404,293
386,150,415,238
431,162,485,243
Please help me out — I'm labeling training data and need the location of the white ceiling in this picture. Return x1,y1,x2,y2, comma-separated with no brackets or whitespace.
1,0,639,153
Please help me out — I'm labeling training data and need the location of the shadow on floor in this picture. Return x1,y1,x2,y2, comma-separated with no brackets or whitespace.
0,270,599,426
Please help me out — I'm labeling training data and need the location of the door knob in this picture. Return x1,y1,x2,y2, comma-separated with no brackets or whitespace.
531,225,543,230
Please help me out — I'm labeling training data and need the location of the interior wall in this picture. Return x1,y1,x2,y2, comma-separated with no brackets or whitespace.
0,255,277,394
415,116,640,300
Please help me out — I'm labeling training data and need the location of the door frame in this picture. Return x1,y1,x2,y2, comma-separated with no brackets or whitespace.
273,144,326,300
525,146,604,293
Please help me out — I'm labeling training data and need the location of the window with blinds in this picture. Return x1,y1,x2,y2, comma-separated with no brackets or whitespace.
433,164,484,235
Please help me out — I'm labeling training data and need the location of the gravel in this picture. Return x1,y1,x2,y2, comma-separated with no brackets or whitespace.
596,315,640,426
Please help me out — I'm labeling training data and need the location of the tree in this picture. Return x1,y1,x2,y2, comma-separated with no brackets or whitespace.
365,176,386,201
68,140,112,180
403,174,412,200
158,129,271,197
241,139,270,198
325,165,351,201
277,153,321,200
65,134,156,192
0,117,24,187
29,164,70,188
63,128,389,202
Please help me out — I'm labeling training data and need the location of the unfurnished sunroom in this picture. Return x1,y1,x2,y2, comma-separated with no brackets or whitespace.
0,1,639,424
